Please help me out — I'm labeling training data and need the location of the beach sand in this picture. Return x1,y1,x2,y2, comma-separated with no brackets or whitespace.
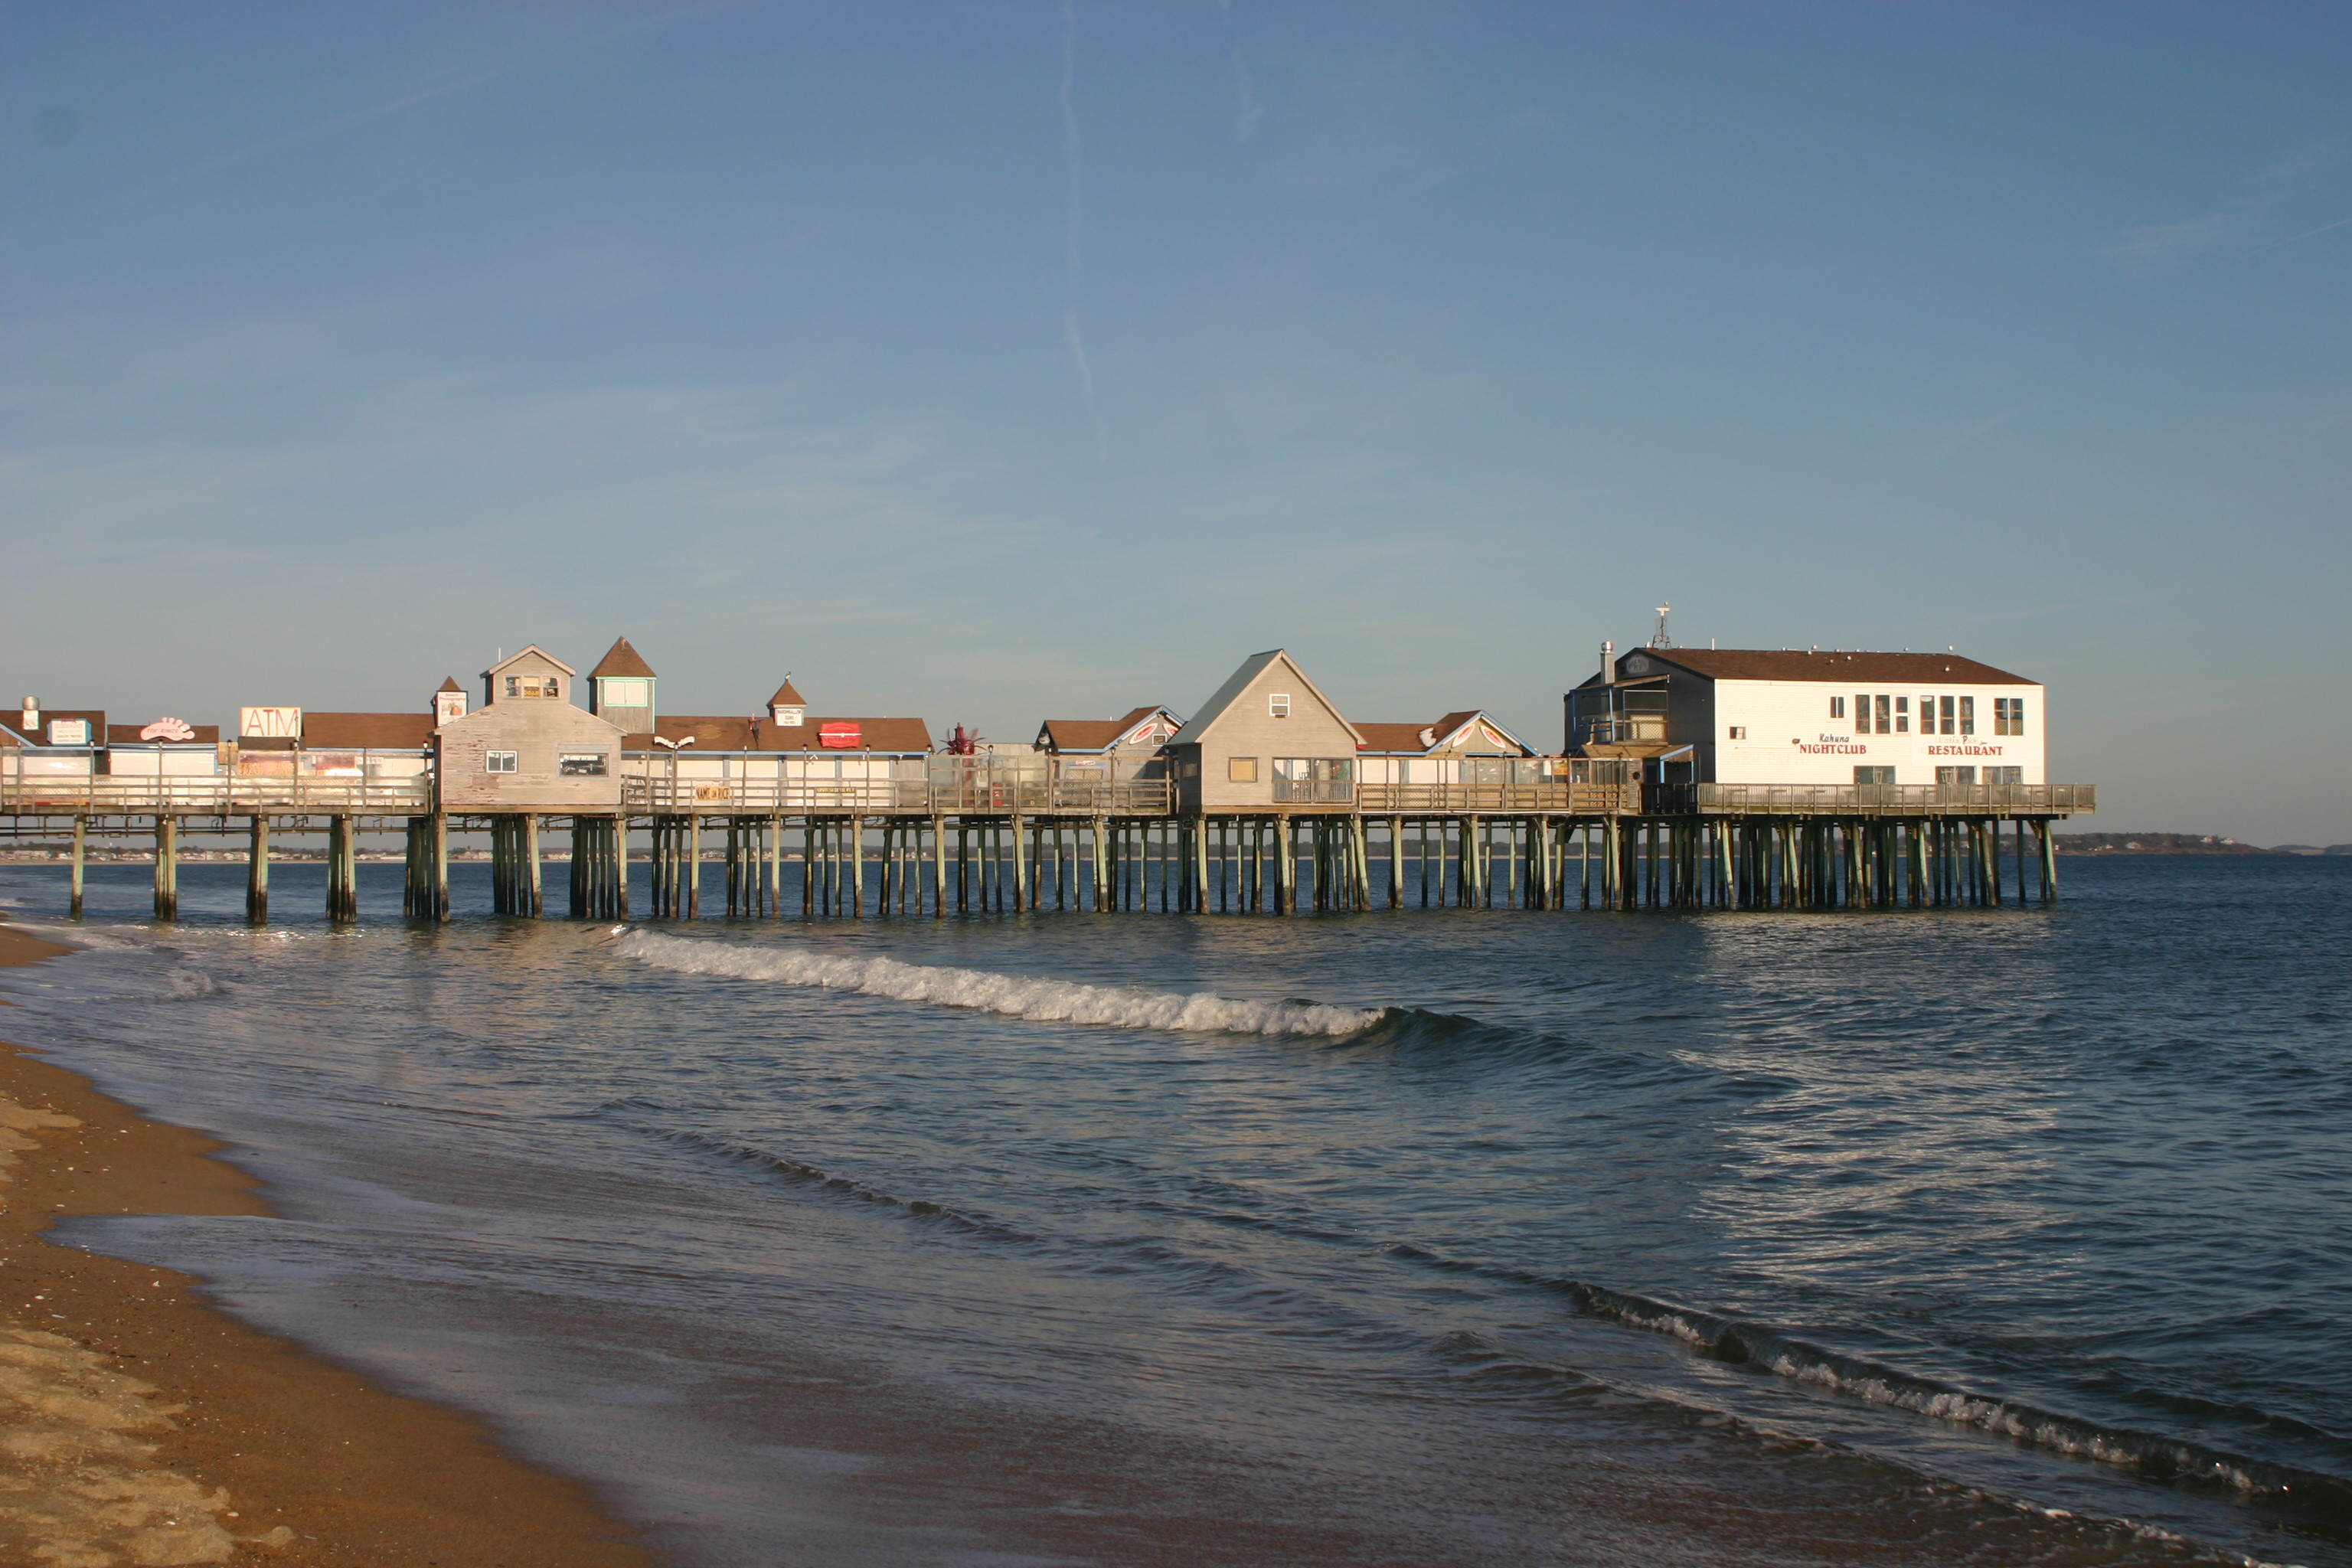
0,918,653,1567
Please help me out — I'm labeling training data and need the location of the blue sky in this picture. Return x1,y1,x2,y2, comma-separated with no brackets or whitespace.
5,2,2347,841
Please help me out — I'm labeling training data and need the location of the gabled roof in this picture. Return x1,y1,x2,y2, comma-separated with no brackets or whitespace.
1353,710,1534,756
437,677,464,694
1034,705,1180,753
1583,648,2034,687
590,638,656,680
485,645,577,678
641,715,933,755
301,713,436,750
1169,651,1363,747
767,678,805,707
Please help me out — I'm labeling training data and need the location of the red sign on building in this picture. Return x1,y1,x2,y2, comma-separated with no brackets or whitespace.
818,722,861,750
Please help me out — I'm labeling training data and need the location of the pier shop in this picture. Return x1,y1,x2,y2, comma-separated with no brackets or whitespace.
3,633,2095,925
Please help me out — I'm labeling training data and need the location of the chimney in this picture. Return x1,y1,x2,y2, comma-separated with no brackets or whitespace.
1599,642,1614,687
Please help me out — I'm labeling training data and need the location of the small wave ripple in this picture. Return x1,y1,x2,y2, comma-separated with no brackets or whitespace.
1390,1244,2352,1526
613,929,1383,1037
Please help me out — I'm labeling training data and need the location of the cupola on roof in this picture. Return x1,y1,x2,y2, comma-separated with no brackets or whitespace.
590,637,657,680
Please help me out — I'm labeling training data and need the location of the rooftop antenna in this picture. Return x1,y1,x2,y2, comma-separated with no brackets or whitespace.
1649,602,1673,648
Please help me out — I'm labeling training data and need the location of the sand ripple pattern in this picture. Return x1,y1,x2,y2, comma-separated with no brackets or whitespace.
614,929,1383,1037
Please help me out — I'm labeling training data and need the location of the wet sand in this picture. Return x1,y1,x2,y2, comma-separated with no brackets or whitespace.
0,918,653,1567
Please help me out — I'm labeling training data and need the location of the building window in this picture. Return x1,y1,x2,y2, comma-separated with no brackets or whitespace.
1268,693,1291,718
485,750,518,773
1994,697,2025,736
601,678,648,708
1829,696,1845,719
1227,756,1259,782
1854,766,1896,784
1987,766,2022,784
1936,766,1976,786
505,675,559,700
1873,694,1891,734
1895,696,1909,733
1939,694,1956,735
1958,695,1975,735
1272,757,1352,803
1727,726,1746,740
558,753,608,776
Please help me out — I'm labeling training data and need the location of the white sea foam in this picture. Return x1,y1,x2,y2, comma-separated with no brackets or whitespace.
614,929,1383,1037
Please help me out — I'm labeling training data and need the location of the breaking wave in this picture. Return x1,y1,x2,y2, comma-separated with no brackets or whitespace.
612,929,1383,1037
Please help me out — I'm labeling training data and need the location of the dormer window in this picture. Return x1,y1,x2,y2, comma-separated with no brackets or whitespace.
772,704,805,727
505,676,560,700
599,678,648,709
1268,693,1291,719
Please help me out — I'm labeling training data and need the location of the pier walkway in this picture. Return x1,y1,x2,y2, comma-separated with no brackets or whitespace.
2,763,2092,923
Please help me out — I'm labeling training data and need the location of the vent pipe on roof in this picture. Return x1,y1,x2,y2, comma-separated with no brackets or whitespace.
1599,641,1614,687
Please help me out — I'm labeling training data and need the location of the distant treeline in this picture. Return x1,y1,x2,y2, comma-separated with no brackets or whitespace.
2056,833,2352,857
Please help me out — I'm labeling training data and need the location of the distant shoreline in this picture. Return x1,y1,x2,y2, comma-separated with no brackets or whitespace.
2056,833,2350,857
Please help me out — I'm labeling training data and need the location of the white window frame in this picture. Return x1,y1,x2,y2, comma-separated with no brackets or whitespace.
1267,693,1291,718
485,750,519,773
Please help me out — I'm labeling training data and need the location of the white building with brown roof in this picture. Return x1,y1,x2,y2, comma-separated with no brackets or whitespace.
1352,711,1535,787
1567,647,2047,787
1033,707,1182,756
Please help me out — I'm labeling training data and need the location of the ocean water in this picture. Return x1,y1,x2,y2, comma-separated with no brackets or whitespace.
0,854,2345,1567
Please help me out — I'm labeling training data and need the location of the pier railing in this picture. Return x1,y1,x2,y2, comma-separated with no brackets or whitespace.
622,756,1178,815
0,773,434,814
1356,782,1642,814
1649,782,2096,817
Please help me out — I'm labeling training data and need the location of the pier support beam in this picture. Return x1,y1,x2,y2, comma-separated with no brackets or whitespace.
247,815,270,923
152,816,178,922
326,815,357,922
70,817,87,920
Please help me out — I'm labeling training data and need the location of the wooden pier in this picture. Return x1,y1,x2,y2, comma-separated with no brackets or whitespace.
1,769,2089,923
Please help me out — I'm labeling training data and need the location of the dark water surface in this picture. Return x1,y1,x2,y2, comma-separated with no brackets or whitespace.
0,855,2345,1567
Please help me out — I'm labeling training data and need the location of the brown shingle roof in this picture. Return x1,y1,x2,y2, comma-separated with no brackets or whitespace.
647,716,932,753
767,678,805,708
1353,712,1532,756
1352,722,1437,754
1035,707,1169,753
300,713,437,749
1625,648,2034,684
437,677,463,694
590,637,657,679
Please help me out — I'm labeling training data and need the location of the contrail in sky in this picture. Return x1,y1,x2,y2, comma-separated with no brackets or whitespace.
1060,0,1106,462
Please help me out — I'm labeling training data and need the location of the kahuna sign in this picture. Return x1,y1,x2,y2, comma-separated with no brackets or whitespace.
1927,744,2005,756
1795,735,1868,755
